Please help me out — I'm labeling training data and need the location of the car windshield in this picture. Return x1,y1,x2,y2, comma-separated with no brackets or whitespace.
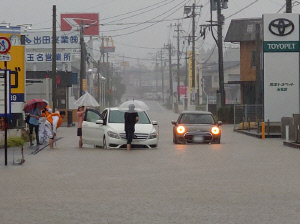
109,110,151,124
179,113,215,124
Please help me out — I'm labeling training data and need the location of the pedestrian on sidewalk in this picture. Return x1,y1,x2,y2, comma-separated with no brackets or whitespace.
45,110,66,149
124,104,139,151
39,106,52,144
28,103,42,145
77,106,86,148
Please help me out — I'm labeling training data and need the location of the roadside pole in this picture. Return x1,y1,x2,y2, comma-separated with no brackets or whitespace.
4,61,7,165
0,37,11,166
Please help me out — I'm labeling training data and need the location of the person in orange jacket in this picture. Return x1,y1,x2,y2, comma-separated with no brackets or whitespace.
45,110,66,149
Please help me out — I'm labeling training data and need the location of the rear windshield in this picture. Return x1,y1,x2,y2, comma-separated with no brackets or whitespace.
179,113,215,124
109,110,151,124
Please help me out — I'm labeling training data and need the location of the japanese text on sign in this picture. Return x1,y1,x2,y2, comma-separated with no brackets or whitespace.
26,52,72,63
269,82,294,91
24,31,80,49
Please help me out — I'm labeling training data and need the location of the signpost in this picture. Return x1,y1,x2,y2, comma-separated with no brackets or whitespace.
0,36,11,166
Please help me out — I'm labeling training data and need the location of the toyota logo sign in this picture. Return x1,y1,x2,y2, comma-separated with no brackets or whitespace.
269,18,294,36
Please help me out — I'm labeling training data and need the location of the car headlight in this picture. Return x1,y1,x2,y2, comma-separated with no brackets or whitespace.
177,126,185,134
107,131,120,139
149,132,157,139
211,127,220,135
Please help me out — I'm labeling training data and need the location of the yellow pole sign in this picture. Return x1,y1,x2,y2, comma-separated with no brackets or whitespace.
0,34,25,103
82,79,87,91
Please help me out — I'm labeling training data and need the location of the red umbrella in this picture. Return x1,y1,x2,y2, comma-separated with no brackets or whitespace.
23,99,49,113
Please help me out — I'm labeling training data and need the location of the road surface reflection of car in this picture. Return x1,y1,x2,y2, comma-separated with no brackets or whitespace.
82,108,158,149
171,111,222,144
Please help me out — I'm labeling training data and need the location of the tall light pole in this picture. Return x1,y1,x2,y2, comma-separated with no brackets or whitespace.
216,0,225,107
52,5,57,110
286,0,292,13
80,21,86,97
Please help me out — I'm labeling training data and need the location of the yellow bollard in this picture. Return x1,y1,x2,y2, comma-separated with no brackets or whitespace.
261,122,265,139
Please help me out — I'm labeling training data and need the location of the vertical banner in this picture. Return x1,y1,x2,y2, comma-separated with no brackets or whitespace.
188,51,197,93
263,14,299,122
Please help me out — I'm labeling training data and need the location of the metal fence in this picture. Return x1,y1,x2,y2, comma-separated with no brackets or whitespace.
234,104,263,130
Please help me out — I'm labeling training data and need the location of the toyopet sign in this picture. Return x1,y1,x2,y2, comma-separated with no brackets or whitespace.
263,14,299,122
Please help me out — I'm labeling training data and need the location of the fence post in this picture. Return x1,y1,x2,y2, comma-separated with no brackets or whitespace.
267,119,270,135
245,104,248,122
248,117,250,131
262,122,265,139
286,125,289,142
234,103,236,130
242,117,245,130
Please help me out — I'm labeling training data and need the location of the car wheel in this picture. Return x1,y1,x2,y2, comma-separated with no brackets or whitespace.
173,134,179,144
103,137,108,149
214,138,221,144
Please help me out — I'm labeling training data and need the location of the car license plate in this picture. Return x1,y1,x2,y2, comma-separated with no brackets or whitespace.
193,136,204,143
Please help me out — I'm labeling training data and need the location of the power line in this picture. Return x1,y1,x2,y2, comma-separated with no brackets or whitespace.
109,0,190,38
104,0,177,24
101,0,189,33
103,0,173,22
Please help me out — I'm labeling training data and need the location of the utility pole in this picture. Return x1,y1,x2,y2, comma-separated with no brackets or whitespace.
79,21,86,97
185,48,188,110
160,49,165,103
97,59,100,104
216,0,225,107
52,5,57,110
192,3,196,105
138,58,141,87
175,21,181,103
286,0,292,13
155,54,158,100
165,42,173,107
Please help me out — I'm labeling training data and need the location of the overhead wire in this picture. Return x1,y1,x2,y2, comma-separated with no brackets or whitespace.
101,0,189,33
102,0,173,22
108,0,190,38
104,0,177,25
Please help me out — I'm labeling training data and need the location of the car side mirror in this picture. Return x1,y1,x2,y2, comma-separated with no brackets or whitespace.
217,121,223,126
152,121,158,125
96,119,104,125
171,120,176,125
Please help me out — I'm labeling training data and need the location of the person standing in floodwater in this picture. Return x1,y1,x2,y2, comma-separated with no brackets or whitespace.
124,104,139,151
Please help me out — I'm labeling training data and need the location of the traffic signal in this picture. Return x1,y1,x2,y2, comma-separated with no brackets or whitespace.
222,0,228,9
210,0,228,10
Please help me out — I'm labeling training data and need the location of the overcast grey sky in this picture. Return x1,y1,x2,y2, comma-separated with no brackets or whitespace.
2,0,298,67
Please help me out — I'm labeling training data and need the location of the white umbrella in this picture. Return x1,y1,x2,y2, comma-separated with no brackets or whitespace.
118,100,149,113
74,92,100,107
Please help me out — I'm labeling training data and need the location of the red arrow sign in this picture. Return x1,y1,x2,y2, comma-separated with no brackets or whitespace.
0,37,11,54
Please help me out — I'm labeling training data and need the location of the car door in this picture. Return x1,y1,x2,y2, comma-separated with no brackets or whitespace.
82,109,103,145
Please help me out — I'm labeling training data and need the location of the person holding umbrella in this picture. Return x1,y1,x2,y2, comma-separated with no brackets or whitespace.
124,104,139,151
23,99,49,145
77,106,86,148
28,103,42,145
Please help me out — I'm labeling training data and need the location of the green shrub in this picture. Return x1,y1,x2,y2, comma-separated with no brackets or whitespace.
7,136,25,147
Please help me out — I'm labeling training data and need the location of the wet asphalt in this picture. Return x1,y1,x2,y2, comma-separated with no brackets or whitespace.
1,103,300,224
